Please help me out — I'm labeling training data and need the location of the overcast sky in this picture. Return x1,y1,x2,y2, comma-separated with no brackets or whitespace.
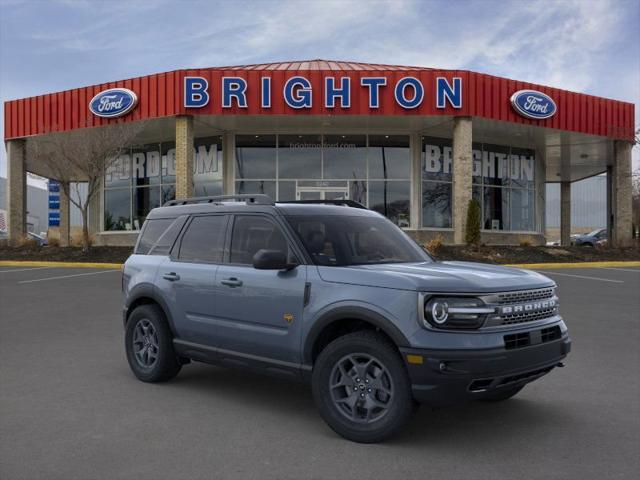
1,0,638,181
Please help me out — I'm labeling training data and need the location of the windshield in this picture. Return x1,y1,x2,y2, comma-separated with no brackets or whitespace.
286,215,431,266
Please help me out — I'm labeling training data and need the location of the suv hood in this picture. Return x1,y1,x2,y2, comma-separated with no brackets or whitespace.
316,261,554,293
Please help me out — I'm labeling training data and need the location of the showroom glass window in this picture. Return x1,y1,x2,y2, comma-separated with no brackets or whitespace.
235,134,410,227
422,137,452,228
104,136,223,231
422,137,536,232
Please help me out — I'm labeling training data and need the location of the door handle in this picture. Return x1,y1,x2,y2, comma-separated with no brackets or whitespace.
220,277,243,287
162,272,180,281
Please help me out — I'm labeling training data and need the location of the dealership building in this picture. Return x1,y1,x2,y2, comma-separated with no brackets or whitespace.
3,60,636,246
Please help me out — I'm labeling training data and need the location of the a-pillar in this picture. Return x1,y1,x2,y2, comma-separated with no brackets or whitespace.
175,115,194,199
452,117,473,244
6,139,27,245
560,181,571,246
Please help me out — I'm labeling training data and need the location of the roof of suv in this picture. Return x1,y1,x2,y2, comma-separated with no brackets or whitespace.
146,197,380,220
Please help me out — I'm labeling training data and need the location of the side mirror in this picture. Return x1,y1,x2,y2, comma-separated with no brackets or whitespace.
252,249,297,270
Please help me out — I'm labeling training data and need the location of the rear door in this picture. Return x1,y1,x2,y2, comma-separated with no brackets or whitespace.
156,214,229,346
213,214,307,364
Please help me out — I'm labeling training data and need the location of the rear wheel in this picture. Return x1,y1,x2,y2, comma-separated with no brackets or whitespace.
312,331,413,443
479,385,524,401
125,304,181,383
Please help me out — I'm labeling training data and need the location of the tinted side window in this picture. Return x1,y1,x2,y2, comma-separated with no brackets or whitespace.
136,218,174,254
149,216,187,255
230,216,289,264
178,215,227,263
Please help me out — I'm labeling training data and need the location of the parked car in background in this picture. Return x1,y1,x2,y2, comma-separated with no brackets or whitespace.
571,229,607,247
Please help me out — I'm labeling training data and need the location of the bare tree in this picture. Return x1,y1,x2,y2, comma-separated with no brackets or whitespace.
27,122,143,251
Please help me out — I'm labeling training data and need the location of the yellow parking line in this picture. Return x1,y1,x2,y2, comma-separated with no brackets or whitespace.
0,260,124,269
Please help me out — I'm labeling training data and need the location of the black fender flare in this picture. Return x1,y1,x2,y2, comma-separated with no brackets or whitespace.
125,284,177,336
302,306,410,365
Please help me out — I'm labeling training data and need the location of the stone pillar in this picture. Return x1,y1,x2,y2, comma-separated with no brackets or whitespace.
175,115,194,199
452,117,473,244
610,141,633,247
6,139,27,245
560,181,571,246
222,133,235,195
409,133,422,229
59,182,70,247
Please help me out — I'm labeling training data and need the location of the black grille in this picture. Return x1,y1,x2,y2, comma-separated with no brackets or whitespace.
497,288,555,305
504,326,562,350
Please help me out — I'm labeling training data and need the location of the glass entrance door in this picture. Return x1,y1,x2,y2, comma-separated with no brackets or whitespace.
295,184,349,201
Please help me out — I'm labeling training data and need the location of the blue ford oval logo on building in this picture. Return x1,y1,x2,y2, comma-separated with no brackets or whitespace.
510,90,556,120
89,88,138,118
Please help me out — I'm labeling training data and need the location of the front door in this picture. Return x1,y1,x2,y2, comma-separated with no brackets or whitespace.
213,214,307,364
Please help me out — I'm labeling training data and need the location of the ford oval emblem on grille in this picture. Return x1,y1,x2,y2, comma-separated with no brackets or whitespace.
510,89,556,120
89,88,138,118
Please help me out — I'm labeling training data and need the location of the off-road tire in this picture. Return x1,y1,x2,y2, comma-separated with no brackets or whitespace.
312,331,414,443
125,304,182,383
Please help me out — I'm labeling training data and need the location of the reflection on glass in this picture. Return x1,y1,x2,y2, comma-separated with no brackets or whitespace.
484,186,509,230
278,181,296,201
422,137,452,182
482,143,510,186
235,135,276,179
369,135,410,179
104,188,131,231
422,181,452,228
133,186,160,230
278,134,322,179
132,143,162,187
236,180,276,200
509,147,535,188
161,142,176,184
194,136,222,190
510,188,535,231
161,185,176,205
323,135,366,179
106,153,131,188
369,181,410,227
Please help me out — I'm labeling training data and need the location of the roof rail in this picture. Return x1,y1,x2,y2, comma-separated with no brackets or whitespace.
163,194,275,207
277,199,368,209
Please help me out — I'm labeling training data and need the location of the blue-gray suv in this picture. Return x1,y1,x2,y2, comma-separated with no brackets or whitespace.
122,195,570,443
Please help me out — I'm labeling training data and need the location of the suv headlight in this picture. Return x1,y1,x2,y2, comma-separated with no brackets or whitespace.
423,296,495,329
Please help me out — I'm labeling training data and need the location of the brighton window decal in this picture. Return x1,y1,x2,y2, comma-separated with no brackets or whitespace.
510,89,557,120
89,88,138,118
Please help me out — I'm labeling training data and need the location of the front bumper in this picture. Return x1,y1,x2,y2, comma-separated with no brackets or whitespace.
400,334,571,405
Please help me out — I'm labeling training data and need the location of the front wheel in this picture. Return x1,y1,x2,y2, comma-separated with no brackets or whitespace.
312,331,414,443
125,304,182,383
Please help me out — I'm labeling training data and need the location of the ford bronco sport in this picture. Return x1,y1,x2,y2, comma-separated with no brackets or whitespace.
122,194,570,443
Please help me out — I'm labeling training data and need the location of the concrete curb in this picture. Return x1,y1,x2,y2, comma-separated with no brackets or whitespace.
0,260,123,269
1,260,639,270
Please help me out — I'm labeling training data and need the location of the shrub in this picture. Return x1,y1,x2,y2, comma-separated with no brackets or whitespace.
465,199,481,246
425,234,444,255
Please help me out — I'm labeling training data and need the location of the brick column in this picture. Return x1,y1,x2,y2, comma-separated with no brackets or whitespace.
452,117,473,244
6,139,27,245
610,141,633,247
222,133,235,195
560,181,571,246
59,182,71,247
409,133,422,229
175,115,194,199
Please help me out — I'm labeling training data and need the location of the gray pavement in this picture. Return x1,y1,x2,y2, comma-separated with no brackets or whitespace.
1,265,639,480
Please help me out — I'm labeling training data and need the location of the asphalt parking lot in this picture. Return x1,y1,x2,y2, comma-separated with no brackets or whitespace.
1,265,639,480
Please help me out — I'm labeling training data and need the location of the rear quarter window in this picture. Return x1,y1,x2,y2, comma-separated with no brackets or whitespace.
135,217,186,255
